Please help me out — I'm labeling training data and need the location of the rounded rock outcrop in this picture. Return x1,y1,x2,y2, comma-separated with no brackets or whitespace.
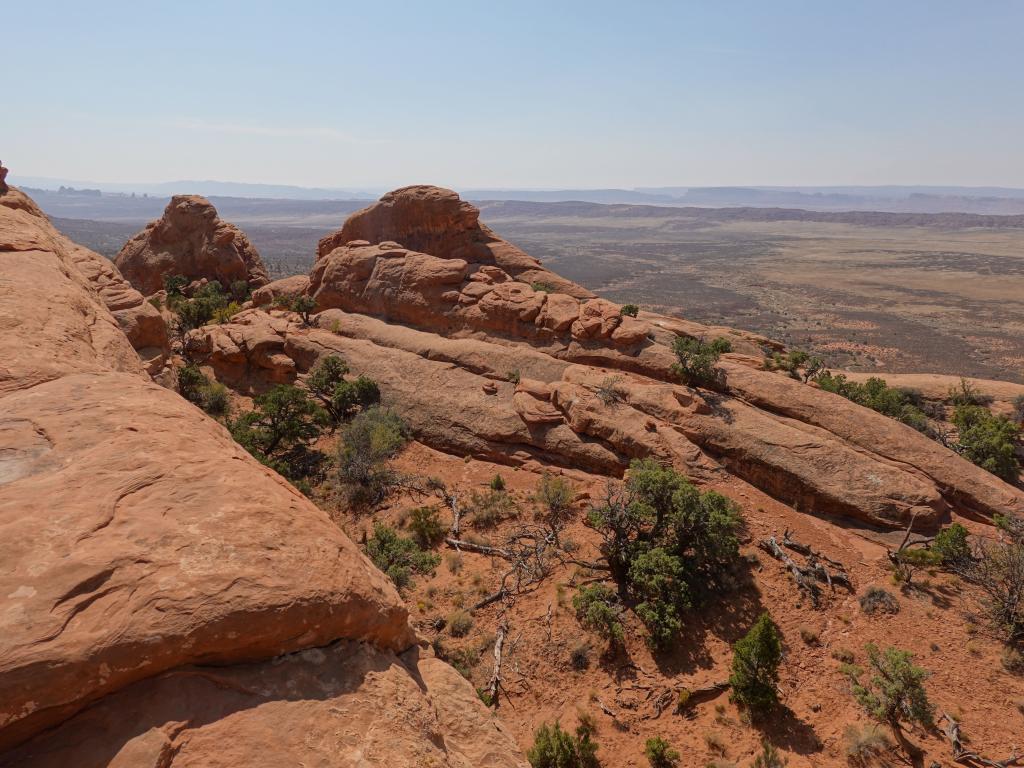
115,195,269,296
318,185,592,298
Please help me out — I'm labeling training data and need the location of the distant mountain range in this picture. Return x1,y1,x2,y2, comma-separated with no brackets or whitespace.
468,186,1024,214
12,173,1024,214
12,176,382,201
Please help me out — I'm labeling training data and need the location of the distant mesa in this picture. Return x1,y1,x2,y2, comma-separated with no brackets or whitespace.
115,194,269,295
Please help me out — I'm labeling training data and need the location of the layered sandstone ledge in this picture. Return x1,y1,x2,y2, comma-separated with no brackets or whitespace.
197,186,1024,531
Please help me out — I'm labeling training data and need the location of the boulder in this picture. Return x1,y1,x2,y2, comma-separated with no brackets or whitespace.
115,195,269,296
251,274,310,307
184,309,297,391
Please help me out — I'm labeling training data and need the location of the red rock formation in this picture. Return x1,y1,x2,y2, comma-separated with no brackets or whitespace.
115,195,269,295
318,185,592,298
211,186,1024,530
0,188,525,766
184,308,298,391
0,187,169,380
0,161,8,194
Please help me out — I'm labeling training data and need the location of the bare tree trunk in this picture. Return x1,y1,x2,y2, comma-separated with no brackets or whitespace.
486,621,508,708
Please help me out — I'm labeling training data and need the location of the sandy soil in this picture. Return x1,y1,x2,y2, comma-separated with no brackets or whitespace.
313,441,1024,768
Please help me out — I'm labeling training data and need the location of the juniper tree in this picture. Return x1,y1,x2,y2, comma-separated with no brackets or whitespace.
729,612,784,715
843,643,934,756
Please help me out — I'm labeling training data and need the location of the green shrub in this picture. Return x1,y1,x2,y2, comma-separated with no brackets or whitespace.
531,281,557,294
572,584,625,648
815,373,929,433
163,274,188,297
307,355,380,424
507,369,521,385
644,736,679,768
170,280,232,333
177,364,208,403
932,523,971,567
952,405,1020,482
588,459,742,649
526,722,599,768
200,381,230,416
469,488,517,528
948,377,986,407
891,546,941,585
227,385,326,479
537,472,575,541
336,407,408,506
767,349,824,382
176,364,230,416
408,506,446,548
364,522,440,589
291,294,317,324
489,473,506,491
211,300,242,324
729,612,783,715
620,303,640,318
307,355,349,412
844,644,934,734
332,376,380,419
670,335,731,386
228,279,251,302
630,547,685,649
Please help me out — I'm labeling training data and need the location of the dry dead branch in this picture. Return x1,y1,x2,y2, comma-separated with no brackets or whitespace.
759,533,852,606
485,620,509,708
940,712,1024,768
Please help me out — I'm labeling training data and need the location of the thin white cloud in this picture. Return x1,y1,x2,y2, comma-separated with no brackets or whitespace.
174,117,386,144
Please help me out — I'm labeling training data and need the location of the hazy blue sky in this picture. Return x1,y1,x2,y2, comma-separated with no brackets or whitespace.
6,0,1024,188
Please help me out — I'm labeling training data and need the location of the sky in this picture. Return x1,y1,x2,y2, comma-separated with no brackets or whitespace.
6,0,1024,189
